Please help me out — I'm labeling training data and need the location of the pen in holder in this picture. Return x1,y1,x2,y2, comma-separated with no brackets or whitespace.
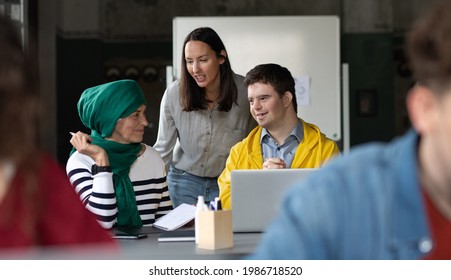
197,209,233,250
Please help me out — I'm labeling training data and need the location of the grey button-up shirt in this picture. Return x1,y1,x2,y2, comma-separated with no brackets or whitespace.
153,74,257,177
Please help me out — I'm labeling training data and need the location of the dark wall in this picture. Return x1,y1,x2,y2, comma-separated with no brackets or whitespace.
342,33,397,147
56,37,103,163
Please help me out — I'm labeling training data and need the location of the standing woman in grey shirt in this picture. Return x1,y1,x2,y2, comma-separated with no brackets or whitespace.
154,27,256,207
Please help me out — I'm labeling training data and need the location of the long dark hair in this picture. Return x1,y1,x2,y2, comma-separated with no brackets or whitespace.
179,27,238,112
0,16,40,162
0,15,41,238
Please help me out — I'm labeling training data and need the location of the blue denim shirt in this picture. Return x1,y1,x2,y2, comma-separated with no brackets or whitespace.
261,119,303,168
249,129,433,259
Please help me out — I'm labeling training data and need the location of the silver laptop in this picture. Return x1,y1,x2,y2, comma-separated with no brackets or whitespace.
231,168,316,233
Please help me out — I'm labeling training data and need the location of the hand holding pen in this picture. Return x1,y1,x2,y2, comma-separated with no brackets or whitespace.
69,131,109,166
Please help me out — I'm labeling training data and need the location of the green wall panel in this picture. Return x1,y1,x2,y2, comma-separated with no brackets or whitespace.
342,33,396,147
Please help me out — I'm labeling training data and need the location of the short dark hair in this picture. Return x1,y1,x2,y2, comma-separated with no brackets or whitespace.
406,0,451,95
244,63,297,113
179,27,237,112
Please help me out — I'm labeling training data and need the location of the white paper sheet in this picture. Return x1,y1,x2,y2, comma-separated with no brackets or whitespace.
153,203,196,231
295,75,311,106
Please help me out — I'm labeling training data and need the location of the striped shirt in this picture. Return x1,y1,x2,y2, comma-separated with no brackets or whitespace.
66,144,172,229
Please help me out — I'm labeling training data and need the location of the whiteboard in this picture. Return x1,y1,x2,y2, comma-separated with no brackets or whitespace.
173,16,341,141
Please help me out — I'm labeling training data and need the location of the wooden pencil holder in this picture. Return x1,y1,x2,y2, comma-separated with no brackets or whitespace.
197,210,233,250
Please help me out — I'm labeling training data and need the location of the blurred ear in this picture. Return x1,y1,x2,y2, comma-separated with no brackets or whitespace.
219,50,227,64
283,91,293,108
406,85,439,134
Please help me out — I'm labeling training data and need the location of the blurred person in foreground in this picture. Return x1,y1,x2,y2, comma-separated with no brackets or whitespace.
0,15,115,249
249,0,451,259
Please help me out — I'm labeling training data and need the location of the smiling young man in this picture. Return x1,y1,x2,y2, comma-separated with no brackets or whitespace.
218,63,339,209
66,79,172,229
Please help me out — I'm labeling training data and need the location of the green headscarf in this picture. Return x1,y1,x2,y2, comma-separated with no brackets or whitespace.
77,79,147,228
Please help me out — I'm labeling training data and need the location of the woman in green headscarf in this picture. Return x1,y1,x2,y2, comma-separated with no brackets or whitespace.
66,79,172,229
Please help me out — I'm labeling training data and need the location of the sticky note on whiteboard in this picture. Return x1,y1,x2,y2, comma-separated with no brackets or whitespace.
295,76,311,106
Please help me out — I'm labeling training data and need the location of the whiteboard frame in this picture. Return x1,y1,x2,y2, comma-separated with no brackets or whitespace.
173,16,341,141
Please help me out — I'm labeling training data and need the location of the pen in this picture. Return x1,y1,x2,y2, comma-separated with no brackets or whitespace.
216,200,222,211
69,131,92,143
214,197,221,211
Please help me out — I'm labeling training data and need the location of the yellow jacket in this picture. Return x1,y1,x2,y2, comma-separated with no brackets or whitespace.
218,119,340,209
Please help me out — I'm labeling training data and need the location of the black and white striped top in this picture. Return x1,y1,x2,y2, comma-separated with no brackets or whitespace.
66,144,172,229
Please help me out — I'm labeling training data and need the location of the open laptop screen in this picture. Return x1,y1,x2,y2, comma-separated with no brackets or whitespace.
231,168,316,233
